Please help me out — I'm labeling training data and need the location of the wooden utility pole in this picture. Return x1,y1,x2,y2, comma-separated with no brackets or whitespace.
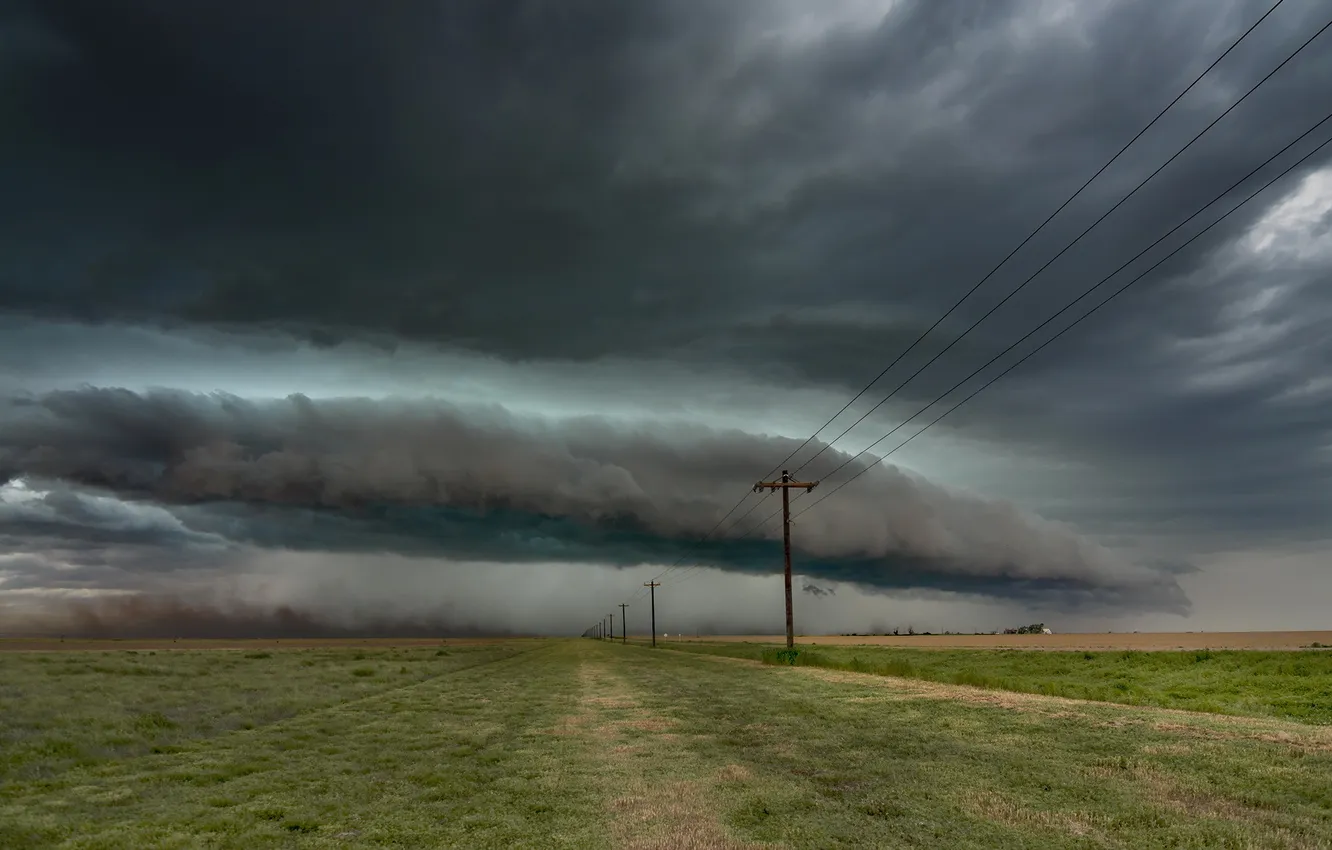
619,603,628,643
754,469,819,649
608,613,613,643
644,582,660,647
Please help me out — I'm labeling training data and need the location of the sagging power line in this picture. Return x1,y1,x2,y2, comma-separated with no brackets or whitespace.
678,7,1329,577
787,9,1332,484
606,2,1328,636
664,104,1332,593
787,108,1332,520
620,0,1297,603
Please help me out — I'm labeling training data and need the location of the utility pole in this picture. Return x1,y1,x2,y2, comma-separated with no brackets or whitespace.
644,582,660,647
608,613,613,644
754,469,819,649
619,603,628,644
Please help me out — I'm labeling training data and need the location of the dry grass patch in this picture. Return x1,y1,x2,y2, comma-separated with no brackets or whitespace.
577,657,774,849
586,695,638,709
963,789,1105,839
544,714,586,736
620,717,676,733
611,780,771,850
717,764,751,782
1151,721,1332,753
790,663,1088,714
1142,742,1193,756
779,660,1332,752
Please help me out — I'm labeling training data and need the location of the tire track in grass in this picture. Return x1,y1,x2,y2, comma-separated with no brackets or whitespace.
567,644,775,850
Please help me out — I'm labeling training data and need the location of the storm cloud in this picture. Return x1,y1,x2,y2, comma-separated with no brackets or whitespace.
0,388,1186,612
2,0,1331,632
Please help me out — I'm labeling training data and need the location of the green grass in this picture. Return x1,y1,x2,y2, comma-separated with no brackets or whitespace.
650,641,1332,724
0,642,607,848
0,643,518,783
617,643,1332,848
3,639,1331,848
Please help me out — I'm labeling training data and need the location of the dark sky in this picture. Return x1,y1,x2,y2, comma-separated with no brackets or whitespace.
1,0,1330,635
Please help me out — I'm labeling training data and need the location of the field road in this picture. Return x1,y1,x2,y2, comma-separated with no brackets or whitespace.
3,638,1330,848
658,630,1332,651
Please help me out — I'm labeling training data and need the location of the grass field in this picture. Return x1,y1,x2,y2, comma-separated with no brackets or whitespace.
651,640,1332,724
2,639,1331,848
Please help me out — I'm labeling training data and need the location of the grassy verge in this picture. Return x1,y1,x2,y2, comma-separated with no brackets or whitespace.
644,639,1332,723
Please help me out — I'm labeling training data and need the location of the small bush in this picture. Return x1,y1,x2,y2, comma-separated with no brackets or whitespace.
764,648,802,666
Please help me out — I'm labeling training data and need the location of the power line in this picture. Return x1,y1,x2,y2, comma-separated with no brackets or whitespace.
618,0,1293,599
790,7,1330,480
678,5,1331,575
790,111,1332,521
618,2,1321,616
665,104,1332,591
770,0,1292,482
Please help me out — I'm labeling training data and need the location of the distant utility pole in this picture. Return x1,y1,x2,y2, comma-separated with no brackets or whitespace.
754,469,819,649
608,613,613,643
644,582,660,647
619,603,628,644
